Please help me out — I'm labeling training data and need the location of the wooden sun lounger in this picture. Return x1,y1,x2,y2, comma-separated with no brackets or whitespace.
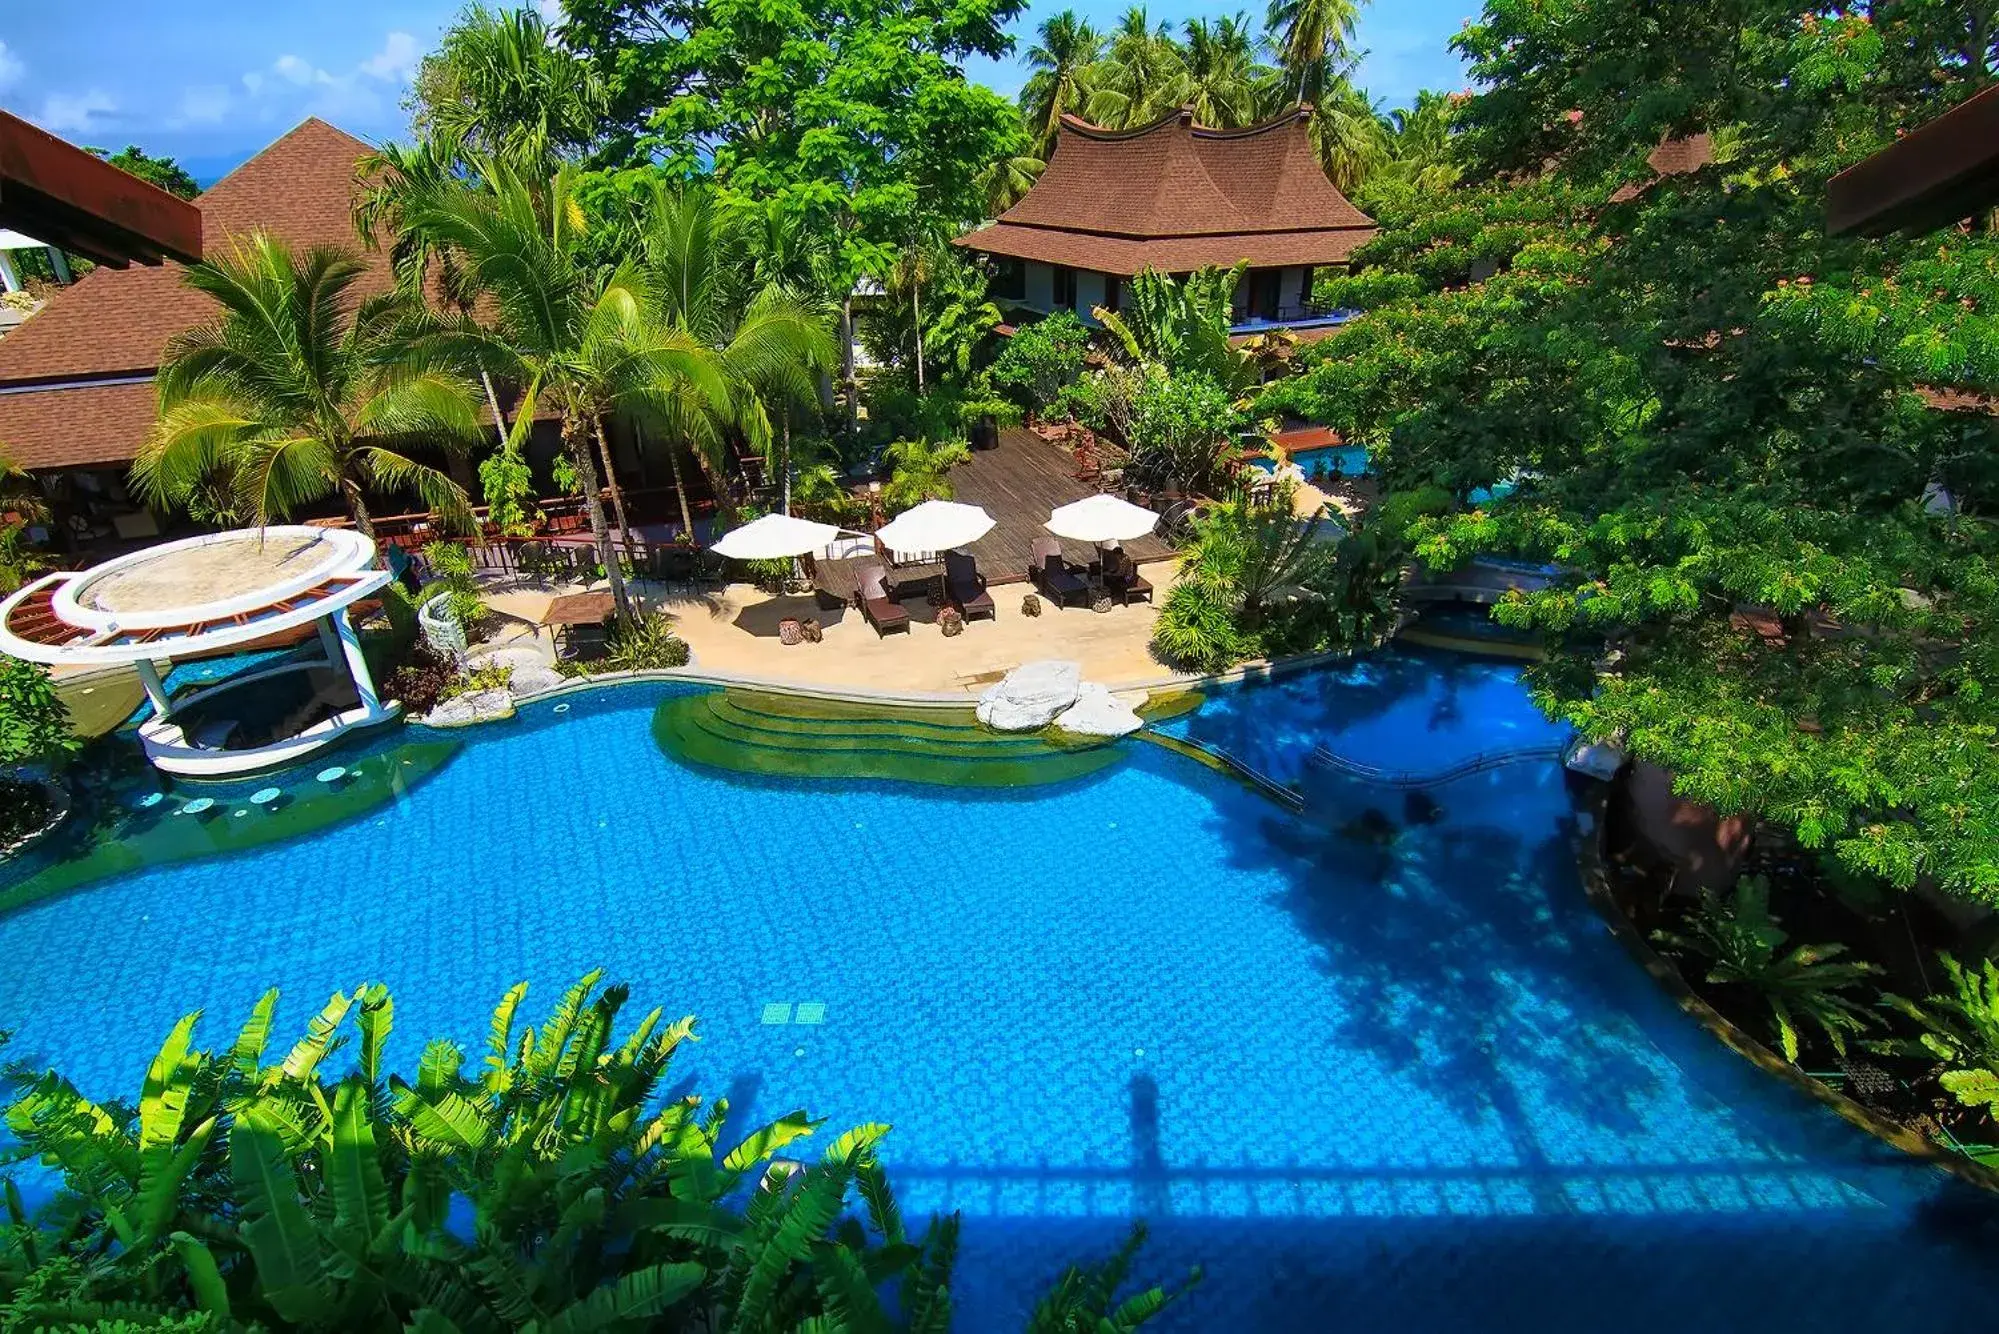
1029,536,1090,608
944,551,995,621
1103,550,1154,605
856,563,909,637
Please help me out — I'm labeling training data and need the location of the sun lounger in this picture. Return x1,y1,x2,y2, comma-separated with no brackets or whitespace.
944,551,995,621
1029,536,1089,608
856,563,909,637
1103,548,1154,605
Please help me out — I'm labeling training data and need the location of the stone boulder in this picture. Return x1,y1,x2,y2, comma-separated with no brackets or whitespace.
1054,683,1146,738
509,665,567,696
975,659,1081,731
419,687,515,729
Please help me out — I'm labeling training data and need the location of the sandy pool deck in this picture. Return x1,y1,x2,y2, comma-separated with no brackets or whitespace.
646,564,1193,697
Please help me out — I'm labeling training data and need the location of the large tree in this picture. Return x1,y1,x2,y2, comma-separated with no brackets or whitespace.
406,2,608,172
135,235,479,538
1021,9,1103,155
1263,1,1999,899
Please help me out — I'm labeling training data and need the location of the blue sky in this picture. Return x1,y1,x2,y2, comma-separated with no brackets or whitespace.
0,1,1474,182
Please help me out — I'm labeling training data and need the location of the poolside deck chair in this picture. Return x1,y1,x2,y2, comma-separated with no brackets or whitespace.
1102,547,1153,605
944,550,995,622
1029,536,1089,608
855,563,910,637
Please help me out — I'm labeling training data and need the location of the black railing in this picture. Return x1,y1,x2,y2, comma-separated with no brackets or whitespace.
1307,742,1568,790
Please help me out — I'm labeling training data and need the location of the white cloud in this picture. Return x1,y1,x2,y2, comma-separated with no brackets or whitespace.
37,89,116,135
175,84,230,126
273,53,319,87
535,0,564,22
359,32,419,82
0,41,23,93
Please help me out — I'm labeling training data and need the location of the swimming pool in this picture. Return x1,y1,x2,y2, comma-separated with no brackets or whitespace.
1,656,1992,1327
1250,444,1370,478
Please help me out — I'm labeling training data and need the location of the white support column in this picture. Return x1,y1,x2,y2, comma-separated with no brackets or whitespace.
315,615,345,669
0,252,20,295
332,610,380,711
133,658,172,718
47,248,72,285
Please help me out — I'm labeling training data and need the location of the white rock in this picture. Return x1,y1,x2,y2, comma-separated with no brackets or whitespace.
466,645,548,675
419,687,516,729
975,659,1081,731
1054,682,1146,737
508,665,567,696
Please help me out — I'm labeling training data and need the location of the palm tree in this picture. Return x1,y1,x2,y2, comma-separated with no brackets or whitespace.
402,164,732,618
635,181,836,522
0,450,48,594
409,2,607,171
977,131,1047,214
1021,10,1104,152
881,437,972,512
1086,7,1187,129
1266,0,1362,103
134,234,479,538
1168,15,1266,129
1309,77,1391,193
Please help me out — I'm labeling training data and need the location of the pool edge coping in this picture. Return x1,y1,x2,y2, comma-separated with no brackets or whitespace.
1573,786,1999,1198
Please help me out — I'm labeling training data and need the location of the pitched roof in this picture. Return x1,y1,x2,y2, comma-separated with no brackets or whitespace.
0,118,381,388
956,107,1376,276
0,118,385,473
1607,133,1715,203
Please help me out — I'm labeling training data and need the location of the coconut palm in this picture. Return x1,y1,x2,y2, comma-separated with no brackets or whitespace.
134,234,479,538
1165,15,1270,129
978,133,1047,214
1309,77,1392,193
635,180,837,522
1022,10,1104,152
401,164,732,618
410,1,607,171
1085,7,1187,129
1266,0,1363,103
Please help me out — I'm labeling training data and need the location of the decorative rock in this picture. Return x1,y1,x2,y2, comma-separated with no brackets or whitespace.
779,617,803,646
418,687,516,729
939,607,964,638
1020,593,1042,617
466,645,550,676
1054,683,1146,738
975,659,1081,731
801,618,823,643
1092,596,1114,614
508,665,566,696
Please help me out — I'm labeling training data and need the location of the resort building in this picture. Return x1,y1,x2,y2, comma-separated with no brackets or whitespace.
0,118,402,549
954,105,1376,338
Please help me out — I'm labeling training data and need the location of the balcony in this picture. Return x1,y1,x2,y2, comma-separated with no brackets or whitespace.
1228,300,1353,335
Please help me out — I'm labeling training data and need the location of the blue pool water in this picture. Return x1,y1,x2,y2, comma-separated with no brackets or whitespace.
1251,444,1370,478
1,658,1993,1327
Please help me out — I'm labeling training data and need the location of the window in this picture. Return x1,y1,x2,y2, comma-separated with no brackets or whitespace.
1102,274,1121,313
991,257,1026,302
1051,264,1078,310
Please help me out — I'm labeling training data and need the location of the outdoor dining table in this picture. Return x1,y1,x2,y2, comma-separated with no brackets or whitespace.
542,591,618,656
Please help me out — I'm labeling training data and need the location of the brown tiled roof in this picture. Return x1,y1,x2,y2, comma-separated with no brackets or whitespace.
1608,133,1715,203
0,380,157,470
956,106,1376,275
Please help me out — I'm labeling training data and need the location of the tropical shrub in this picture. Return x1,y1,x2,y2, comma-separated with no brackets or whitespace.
1652,876,1882,1063
382,641,459,714
986,311,1091,414
1870,954,1999,1112
1127,373,1247,493
882,437,972,512
418,539,487,635
604,613,692,671
1095,264,1259,396
0,974,1191,1331
0,656,77,770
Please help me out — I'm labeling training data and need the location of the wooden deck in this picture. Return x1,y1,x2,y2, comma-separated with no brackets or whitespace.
812,427,1175,604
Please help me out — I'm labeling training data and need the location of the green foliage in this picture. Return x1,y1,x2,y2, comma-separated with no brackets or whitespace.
1096,264,1256,395
93,146,200,199
1127,374,1247,493
418,540,486,634
0,975,1188,1331
566,0,1028,292
605,613,692,671
1260,1,1999,901
409,3,608,173
478,441,537,537
882,438,972,513
135,234,479,538
1871,954,1999,1112
1652,877,1882,1063
869,245,1002,383
1024,1222,1199,1333
0,656,77,770
1151,492,1398,672
987,312,1092,415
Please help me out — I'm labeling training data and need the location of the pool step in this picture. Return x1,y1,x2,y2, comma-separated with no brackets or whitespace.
651,689,1124,788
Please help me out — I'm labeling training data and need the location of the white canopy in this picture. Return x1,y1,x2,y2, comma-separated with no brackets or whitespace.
874,500,995,557
710,513,848,560
1045,494,1159,544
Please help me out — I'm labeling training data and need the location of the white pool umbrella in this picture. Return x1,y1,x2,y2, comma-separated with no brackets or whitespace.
1044,494,1159,544
874,500,995,557
710,513,847,560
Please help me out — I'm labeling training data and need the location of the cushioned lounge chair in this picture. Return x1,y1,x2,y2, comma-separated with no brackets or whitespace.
1102,548,1154,605
1029,536,1089,608
856,563,909,637
944,550,995,621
